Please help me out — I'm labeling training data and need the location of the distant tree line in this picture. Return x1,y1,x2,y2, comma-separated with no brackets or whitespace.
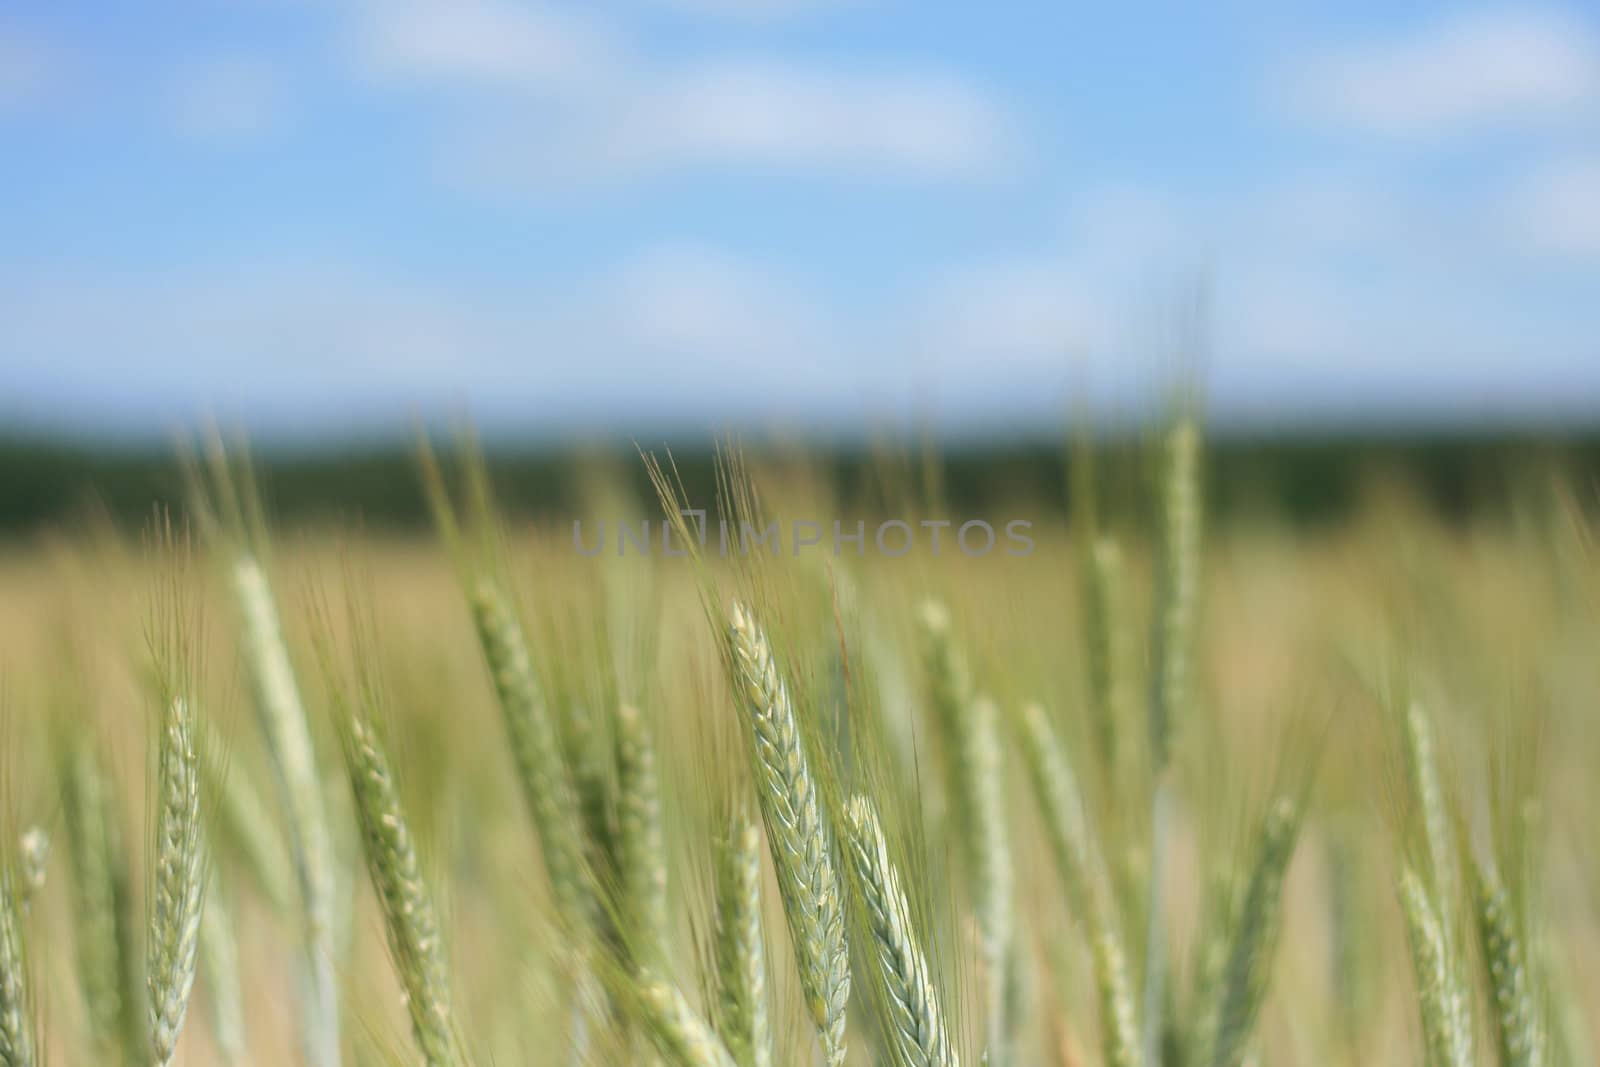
1,429,1596,536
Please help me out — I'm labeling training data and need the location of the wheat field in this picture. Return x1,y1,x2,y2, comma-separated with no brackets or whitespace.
0,423,1596,1067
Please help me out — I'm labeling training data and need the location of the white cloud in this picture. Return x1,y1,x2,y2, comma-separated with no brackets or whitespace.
899,170,1600,421
450,58,1015,187
608,244,830,363
3,266,485,395
7,211,1599,435
1506,156,1600,256
344,3,1013,185
1251,175,1407,250
1283,8,1600,136
350,1,624,93
165,56,292,145
1224,269,1359,366
915,260,1109,363
570,60,1012,181
1061,184,1196,272
0,244,1132,434
457,58,1011,187
0,249,875,430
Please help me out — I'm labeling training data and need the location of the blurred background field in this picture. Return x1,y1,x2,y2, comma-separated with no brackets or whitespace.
1,430,1597,1065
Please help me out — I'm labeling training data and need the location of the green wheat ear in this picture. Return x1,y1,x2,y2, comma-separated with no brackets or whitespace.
728,601,850,1067
340,710,461,1067
469,579,595,932
1471,859,1542,1067
1403,702,1456,932
1015,702,1140,1067
1143,409,1203,1067
61,740,144,1066
1398,867,1473,1067
148,696,208,1067
1194,796,1305,1067
633,970,741,1067
188,435,342,1067
0,865,38,1067
714,813,771,1067
1084,536,1135,792
842,793,959,1067
232,554,342,1067
1149,412,1201,773
918,601,1012,1060
1392,699,1478,1067
617,702,669,967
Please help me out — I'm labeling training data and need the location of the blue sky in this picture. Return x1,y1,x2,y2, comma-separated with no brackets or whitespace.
2,1,1598,438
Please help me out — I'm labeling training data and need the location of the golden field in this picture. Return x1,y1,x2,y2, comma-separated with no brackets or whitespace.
0,435,1596,1067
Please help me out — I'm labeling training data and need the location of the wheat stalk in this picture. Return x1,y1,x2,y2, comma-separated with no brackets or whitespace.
1143,411,1202,1067
568,700,620,895
1016,702,1140,1067
62,741,143,1065
617,702,669,967
1016,704,1093,912
1472,860,1542,1067
966,693,1011,1041
918,602,1012,1060
714,813,771,1067
200,868,250,1066
1084,537,1134,789
842,794,958,1067
1148,413,1201,771
469,579,594,932
1092,927,1141,1067
1403,703,1456,933
727,601,850,1067
1392,700,1478,1067
206,744,294,915
1185,865,1237,1065
340,710,459,1067
148,696,207,1067
1325,831,1368,1053
565,700,630,1021
0,867,36,1067
1200,796,1303,1067
232,555,341,1067
634,971,740,1067
1398,866,1473,1067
